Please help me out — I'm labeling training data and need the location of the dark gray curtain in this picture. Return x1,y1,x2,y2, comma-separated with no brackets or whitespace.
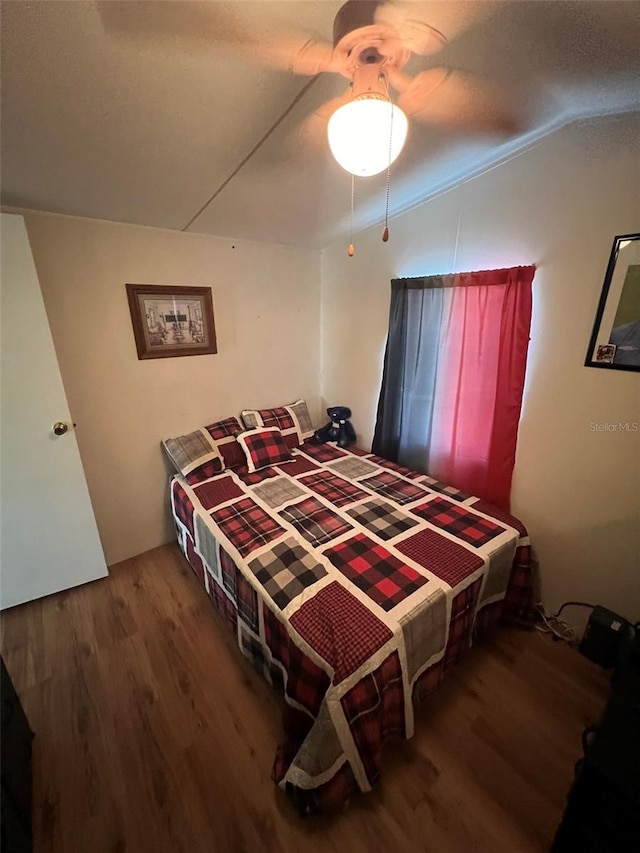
372,276,446,472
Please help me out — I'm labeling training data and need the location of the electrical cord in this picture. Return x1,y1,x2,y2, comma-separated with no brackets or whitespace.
534,600,596,646
552,600,597,619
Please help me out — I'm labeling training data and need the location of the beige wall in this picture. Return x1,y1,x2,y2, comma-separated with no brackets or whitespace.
26,215,321,565
320,113,640,623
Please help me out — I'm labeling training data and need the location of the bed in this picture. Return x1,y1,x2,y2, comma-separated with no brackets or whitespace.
166,405,533,812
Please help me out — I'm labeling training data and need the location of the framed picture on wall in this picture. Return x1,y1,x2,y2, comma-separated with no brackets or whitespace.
126,284,217,360
585,233,640,372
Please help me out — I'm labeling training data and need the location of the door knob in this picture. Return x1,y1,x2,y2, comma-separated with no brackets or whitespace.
52,422,68,436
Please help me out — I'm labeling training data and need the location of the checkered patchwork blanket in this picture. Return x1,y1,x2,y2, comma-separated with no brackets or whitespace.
171,442,533,809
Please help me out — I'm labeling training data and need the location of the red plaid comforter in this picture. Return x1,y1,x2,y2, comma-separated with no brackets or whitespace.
171,442,533,809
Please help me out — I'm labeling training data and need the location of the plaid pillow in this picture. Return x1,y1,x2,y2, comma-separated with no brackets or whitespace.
237,427,293,473
203,415,245,470
162,428,223,478
241,399,314,447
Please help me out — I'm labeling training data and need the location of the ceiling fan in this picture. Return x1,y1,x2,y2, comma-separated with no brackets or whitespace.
230,0,516,250
270,0,517,176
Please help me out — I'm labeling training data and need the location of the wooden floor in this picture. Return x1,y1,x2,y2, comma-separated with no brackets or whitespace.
1,544,608,853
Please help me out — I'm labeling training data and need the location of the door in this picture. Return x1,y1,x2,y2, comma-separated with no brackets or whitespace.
0,213,108,609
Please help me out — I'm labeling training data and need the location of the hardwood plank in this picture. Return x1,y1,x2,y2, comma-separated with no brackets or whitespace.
0,543,609,853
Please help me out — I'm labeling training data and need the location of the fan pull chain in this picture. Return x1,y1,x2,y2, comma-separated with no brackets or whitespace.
383,98,394,243
382,167,391,243
348,173,355,257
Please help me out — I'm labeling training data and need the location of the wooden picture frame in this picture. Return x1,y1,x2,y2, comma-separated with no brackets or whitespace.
126,284,217,360
585,233,640,372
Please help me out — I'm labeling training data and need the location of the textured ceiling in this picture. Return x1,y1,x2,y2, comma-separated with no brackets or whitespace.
2,1,639,249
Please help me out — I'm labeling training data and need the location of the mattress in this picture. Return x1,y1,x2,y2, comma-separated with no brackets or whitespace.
170,440,533,810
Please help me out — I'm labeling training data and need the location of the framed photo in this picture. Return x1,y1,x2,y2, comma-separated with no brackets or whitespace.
126,284,217,360
585,233,640,372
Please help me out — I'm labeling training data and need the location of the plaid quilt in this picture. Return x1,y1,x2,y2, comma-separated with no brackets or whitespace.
170,441,533,810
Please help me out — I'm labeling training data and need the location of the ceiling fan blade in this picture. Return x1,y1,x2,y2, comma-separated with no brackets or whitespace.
97,1,335,75
275,88,352,167
298,89,353,141
257,36,335,76
375,1,500,53
397,68,519,135
374,2,448,55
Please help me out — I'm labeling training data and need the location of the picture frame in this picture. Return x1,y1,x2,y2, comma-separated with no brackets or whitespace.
585,233,640,372
126,284,217,360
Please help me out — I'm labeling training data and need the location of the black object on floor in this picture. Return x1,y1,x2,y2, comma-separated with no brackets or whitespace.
579,605,631,669
1,657,34,853
553,623,640,852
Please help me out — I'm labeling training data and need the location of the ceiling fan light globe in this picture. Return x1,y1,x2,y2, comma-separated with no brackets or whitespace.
327,98,408,177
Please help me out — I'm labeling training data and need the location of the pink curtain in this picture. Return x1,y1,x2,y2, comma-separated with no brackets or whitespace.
427,267,534,510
